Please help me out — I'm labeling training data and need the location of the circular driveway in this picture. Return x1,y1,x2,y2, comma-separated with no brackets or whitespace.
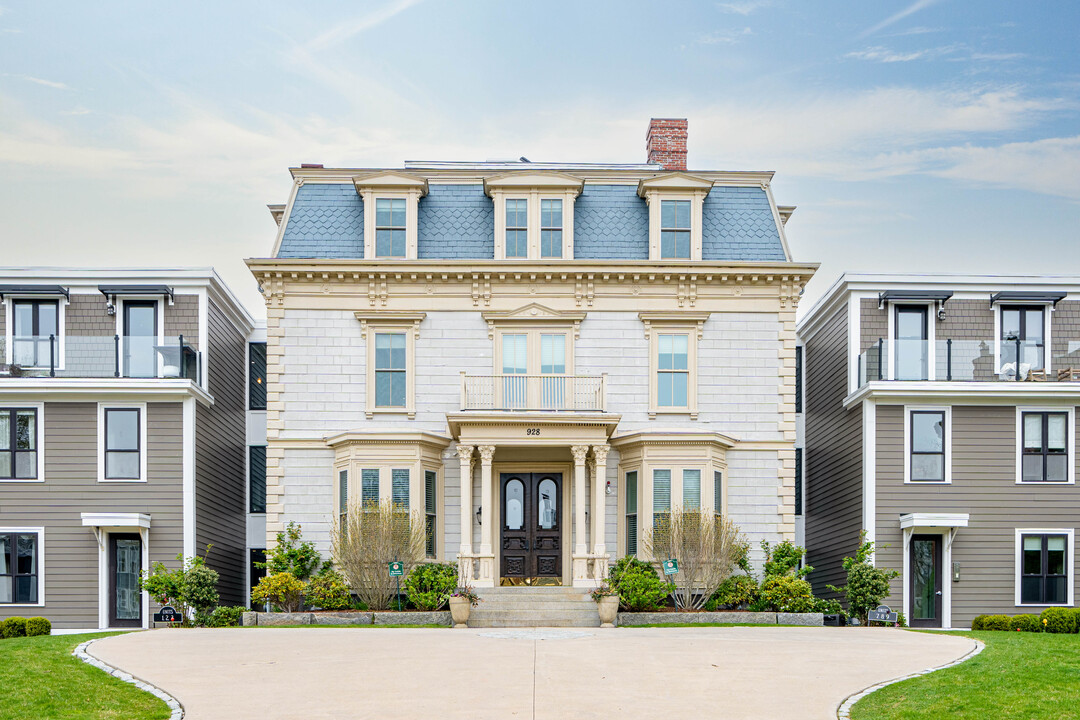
89,626,976,720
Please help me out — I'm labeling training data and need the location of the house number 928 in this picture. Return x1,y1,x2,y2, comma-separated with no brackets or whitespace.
526,428,541,436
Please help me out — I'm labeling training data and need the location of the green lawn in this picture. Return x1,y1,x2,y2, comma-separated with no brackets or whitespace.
0,632,171,720
851,631,1080,720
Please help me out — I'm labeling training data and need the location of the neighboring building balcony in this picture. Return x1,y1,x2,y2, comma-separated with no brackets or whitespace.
0,335,201,382
858,338,1080,385
460,373,607,412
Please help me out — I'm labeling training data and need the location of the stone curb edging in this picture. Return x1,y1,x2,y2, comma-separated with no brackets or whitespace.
73,638,184,720
835,637,986,719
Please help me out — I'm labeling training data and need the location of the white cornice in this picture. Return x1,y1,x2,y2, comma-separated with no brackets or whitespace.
844,380,1080,409
324,430,452,450
0,378,214,406
287,166,777,187
637,172,716,197
352,171,429,196
609,430,738,449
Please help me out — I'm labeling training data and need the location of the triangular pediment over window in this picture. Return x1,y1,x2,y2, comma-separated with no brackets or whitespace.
481,303,587,338
636,172,714,197
483,172,584,197
352,171,429,196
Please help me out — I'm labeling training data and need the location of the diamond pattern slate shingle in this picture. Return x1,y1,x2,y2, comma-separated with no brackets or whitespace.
274,181,787,261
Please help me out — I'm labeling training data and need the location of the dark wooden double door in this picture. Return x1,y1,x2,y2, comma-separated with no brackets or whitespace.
500,472,562,584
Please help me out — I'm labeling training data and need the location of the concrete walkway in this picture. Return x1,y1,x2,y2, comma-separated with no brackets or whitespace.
89,626,976,720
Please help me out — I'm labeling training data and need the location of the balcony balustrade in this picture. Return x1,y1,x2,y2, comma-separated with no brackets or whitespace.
460,373,606,412
0,335,201,382
858,338,1080,386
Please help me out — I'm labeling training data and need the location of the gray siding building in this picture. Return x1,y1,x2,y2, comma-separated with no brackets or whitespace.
799,273,1080,629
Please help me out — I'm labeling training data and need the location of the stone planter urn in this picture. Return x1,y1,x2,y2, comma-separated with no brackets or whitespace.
449,596,472,628
597,596,619,627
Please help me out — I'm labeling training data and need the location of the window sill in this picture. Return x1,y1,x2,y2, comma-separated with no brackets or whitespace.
1016,479,1073,485
0,602,44,608
0,478,44,483
365,408,416,419
649,409,699,420
904,479,951,485
1016,601,1071,608
98,478,147,484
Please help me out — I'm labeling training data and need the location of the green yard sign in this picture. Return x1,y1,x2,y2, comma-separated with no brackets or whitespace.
388,561,404,577
662,559,679,575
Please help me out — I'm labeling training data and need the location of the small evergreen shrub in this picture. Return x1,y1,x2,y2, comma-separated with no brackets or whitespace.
607,559,673,612
981,614,1011,631
205,606,245,628
706,574,759,610
25,617,51,636
970,614,987,630
1,617,27,638
757,576,817,613
403,563,458,611
608,556,658,589
306,569,352,611
252,572,306,612
1010,614,1042,632
1040,607,1078,634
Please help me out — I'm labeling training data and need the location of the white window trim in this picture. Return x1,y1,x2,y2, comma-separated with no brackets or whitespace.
114,296,165,379
0,402,45,483
994,302,1053,376
885,301,936,381
492,190,577,260
97,402,148,483
637,174,712,262
1014,528,1075,607
355,312,425,419
4,295,67,371
903,405,952,484
640,312,708,419
0,526,45,608
354,172,428,261
1014,406,1075,485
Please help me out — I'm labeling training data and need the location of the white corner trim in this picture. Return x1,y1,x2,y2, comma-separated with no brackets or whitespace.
1014,528,1075,607
0,526,45,607
903,405,952,484
96,403,148,483
862,398,876,555
1014,406,1075,485
182,396,196,559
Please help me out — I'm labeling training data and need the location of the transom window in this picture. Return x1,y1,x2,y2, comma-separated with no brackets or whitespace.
104,408,141,480
12,300,58,368
505,199,528,259
374,333,407,408
1021,533,1068,605
0,408,37,480
1001,306,1045,371
540,199,562,258
910,410,946,482
1022,412,1068,482
375,198,407,257
657,334,689,408
0,531,39,604
660,200,691,259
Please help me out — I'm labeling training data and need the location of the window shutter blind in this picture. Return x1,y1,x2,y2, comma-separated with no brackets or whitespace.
714,470,723,515
653,469,671,512
361,469,379,506
682,469,701,509
392,468,410,507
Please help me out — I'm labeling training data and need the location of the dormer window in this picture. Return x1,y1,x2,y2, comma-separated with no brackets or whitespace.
353,172,428,260
485,173,583,260
375,198,407,258
660,200,691,259
638,173,712,262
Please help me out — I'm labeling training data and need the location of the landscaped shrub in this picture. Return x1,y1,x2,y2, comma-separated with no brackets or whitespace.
970,615,988,630
826,531,899,625
1,617,27,638
614,566,674,611
260,522,330,581
332,501,426,611
608,556,657,589
202,606,245,628
252,572,306,612
756,575,817,613
183,563,220,616
403,562,458,611
761,540,812,579
25,617,51,637
1040,607,1078,634
643,508,744,610
141,549,219,625
981,614,1011,631
706,574,759,610
1010,614,1042,632
306,568,352,611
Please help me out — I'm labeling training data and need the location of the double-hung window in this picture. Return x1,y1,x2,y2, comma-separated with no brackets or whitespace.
358,313,423,418
103,408,141,481
660,200,691,259
505,199,528,259
374,333,407,408
714,470,724,516
540,199,562,258
0,408,38,480
682,469,701,509
361,468,380,507
375,198,407,257
1022,412,1068,483
657,334,689,408
12,300,58,368
338,469,348,533
0,531,40,604
1020,533,1069,605
391,468,410,507
909,410,946,482
652,469,671,531
424,470,437,557
625,471,638,556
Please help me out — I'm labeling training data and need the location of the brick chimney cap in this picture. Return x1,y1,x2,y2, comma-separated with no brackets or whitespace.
300,163,324,169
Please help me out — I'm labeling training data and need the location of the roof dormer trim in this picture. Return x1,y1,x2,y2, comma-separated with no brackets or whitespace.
636,172,715,198
483,171,585,198
352,171,430,196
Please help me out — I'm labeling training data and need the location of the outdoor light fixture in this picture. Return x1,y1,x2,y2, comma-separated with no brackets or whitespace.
476,506,482,526
606,480,612,495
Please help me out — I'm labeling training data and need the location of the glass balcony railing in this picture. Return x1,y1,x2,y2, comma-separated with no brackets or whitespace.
0,335,201,382
858,338,1080,386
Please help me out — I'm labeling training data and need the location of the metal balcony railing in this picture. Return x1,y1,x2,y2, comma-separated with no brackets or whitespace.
0,335,201,382
858,338,1080,385
460,373,606,411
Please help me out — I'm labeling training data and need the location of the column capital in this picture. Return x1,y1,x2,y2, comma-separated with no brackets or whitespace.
456,444,475,462
570,445,590,465
477,445,496,464
590,444,610,465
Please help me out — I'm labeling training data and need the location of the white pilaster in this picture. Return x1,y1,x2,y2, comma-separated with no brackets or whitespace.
476,445,496,586
456,444,474,561
591,444,609,580
571,444,590,584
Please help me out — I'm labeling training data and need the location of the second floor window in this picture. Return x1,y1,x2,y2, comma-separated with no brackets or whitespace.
657,334,689,408
660,200,691,259
12,301,57,368
374,333,406,408
1001,306,1045,371
1022,411,1068,482
0,408,37,480
540,199,563,258
505,199,528,259
910,410,946,482
375,198,406,257
104,408,140,480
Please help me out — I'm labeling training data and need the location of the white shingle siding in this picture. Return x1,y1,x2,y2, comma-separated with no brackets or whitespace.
725,450,783,569
279,448,336,555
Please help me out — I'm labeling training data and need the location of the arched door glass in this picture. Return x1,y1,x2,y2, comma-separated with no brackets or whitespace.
537,478,557,529
505,478,524,530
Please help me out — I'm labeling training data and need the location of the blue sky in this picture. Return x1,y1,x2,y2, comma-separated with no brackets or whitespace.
1,0,1078,315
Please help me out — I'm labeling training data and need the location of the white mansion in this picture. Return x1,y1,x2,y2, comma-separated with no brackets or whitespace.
247,119,815,586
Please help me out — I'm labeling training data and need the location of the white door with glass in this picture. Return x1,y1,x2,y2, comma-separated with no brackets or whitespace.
499,332,568,410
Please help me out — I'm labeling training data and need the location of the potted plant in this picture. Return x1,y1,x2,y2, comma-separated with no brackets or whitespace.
448,579,480,628
591,582,619,627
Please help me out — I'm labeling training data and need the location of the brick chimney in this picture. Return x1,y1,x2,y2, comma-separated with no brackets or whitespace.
646,118,688,171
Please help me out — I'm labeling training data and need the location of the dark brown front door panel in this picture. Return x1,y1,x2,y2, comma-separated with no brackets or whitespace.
500,473,562,584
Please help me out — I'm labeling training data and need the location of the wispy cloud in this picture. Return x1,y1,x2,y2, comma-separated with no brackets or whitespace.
860,0,941,39
716,1,771,15
60,106,91,116
967,52,1025,62
306,0,422,52
846,44,957,63
885,25,944,37
5,74,69,89
699,27,753,44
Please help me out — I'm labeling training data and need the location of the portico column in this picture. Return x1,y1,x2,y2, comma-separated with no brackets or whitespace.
456,445,474,560
476,445,496,585
591,444,609,579
571,444,591,584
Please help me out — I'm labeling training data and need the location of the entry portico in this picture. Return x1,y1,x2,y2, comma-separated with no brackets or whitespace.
447,413,620,587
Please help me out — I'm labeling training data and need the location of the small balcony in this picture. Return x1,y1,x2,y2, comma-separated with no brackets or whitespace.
460,373,607,412
858,338,1080,385
0,335,201,382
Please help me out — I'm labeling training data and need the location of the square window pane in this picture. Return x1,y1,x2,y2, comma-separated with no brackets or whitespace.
541,229,562,258
391,372,406,407
1047,414,1067,451
106,410,139,451
16,535,35,574
683,469,701,508
661,200,676,228
376,370,404,407
14,575,36,604
672,372,688,407
658,373,673,407
911,454,944,482
506,230,527,258
1047,548,1066,576
15,411,34,450
1022,454,1044,482
912,412,944,452
38,304,57,335
1001,308,1020,339
14,452,35,479
392,229,406,256
675,231,690,259
1023,547,1042,575
391,198,405,227
658,335,673,369
376,199,391,227
0,453,10,478
1020,575,1042,604
106,451,140,479
661,231,677,258
376,229,393,256
1023,535,1043,552
1023,414,1042,449
675,200,690,228
1025,309,1044,341
13,304,32,335
1046,454,1067,482
672,335,688,369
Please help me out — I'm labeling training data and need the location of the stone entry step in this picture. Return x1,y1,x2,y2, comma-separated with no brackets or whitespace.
469,586,600,627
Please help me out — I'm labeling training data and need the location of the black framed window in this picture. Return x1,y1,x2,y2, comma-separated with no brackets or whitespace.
625,471,638,556
910,410,946,482
794,448,803,515
249,446,266,513
1021,533,1068,605
1001,305,1045,371
0,408,37,480
660,200,691,259
1022,412,1068,482
424,470,437,557
795,346,803,413
0,531,39,604
104,408,141,480
248,342,267,410
12,300,58,368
